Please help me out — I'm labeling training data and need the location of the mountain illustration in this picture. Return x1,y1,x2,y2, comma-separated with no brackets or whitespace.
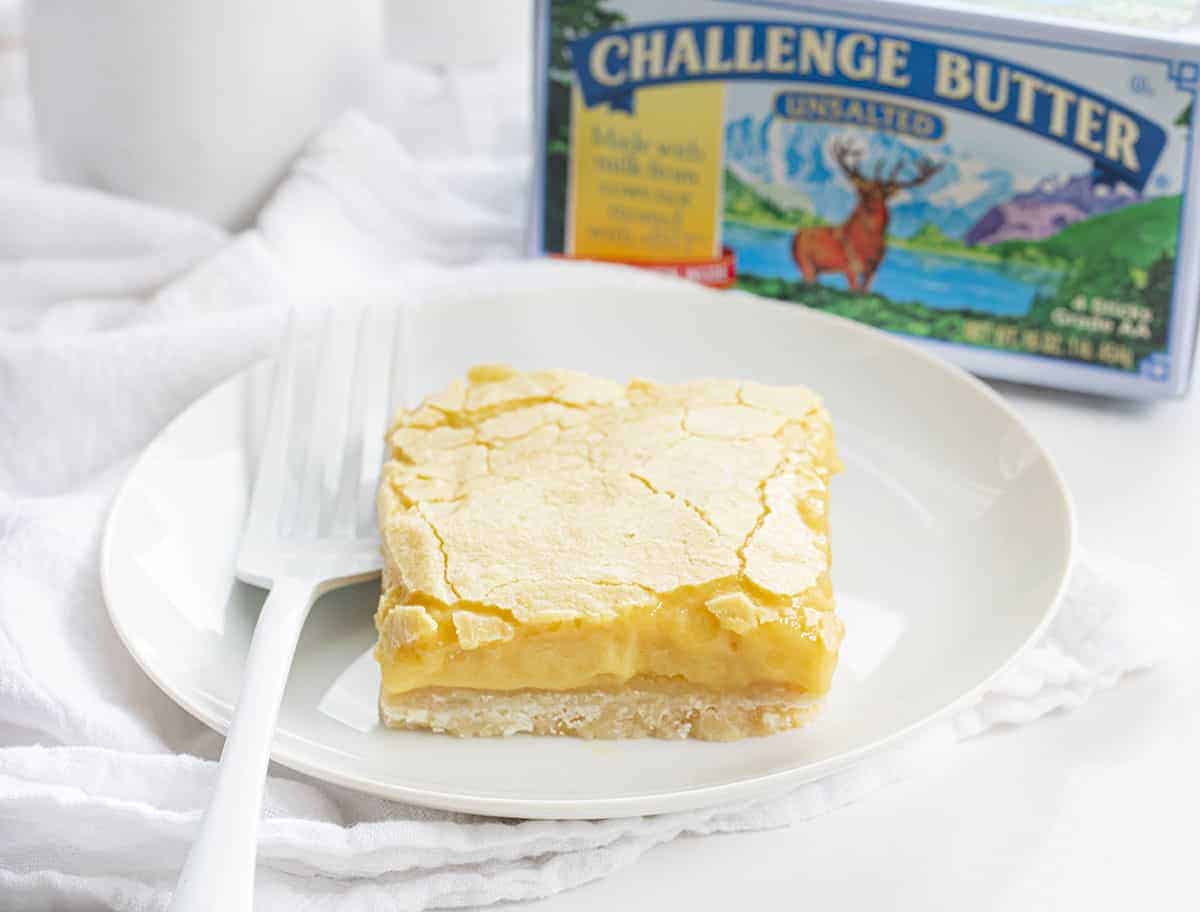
726,159,817,215
724,115,1010,241
965,173,1141,246
723,166,824,231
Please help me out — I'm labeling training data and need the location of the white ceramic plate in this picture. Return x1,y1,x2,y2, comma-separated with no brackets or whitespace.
102,269,1074,819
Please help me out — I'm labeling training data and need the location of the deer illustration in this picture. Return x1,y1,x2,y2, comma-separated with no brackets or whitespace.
792,141,944,292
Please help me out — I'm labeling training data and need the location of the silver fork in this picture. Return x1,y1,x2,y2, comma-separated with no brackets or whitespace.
169,300,404,912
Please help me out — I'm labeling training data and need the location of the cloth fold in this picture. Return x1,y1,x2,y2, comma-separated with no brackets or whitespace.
0,31,1181,912
0,544,1173,911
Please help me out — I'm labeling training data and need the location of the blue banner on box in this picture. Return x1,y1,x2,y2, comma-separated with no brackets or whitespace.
569,20,1165,190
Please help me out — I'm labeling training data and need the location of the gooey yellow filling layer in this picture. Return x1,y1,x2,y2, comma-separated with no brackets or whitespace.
375,365,842,697
376,579,841,695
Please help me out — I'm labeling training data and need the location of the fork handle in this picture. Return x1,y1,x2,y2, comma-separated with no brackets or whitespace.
169,575,321,912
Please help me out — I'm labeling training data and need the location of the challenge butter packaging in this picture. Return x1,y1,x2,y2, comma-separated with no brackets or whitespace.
530,0,1200,398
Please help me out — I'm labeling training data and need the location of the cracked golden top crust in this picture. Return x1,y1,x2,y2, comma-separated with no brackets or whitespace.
377,364,839,629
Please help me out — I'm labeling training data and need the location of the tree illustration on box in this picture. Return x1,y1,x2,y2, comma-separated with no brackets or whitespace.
543,0,626,253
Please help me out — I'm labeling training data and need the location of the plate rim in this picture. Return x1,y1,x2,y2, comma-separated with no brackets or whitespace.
101,286,1076,819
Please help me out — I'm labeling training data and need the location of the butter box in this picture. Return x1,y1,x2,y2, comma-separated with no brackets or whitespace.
530,0,1200,398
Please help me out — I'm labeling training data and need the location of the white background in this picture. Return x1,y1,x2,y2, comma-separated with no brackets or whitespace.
2,1,1197,907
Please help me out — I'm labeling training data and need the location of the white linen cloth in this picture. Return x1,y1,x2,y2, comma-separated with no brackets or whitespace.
0,11,1185,912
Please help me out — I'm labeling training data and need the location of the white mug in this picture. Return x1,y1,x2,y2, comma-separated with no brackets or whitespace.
26,0,381,228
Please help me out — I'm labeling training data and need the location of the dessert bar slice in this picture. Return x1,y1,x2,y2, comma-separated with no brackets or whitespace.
374,364,842,740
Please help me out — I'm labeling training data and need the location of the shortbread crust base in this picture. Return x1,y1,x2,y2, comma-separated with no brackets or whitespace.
378,678,822,741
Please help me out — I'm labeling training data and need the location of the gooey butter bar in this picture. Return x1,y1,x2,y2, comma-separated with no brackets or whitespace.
375,365,842,740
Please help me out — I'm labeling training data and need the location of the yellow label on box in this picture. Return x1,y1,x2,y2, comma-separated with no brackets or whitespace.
568,82,724,261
